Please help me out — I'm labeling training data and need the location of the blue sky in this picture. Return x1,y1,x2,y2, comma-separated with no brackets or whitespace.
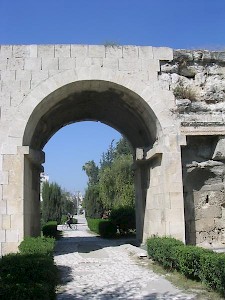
1,0,225,194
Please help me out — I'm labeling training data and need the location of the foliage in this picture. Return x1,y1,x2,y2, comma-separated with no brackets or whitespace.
86,217,117,238
42,181,63,224
147,236,225,296
0,252,58,300
147,236,184,269
19,236,55,256
173,81,196,101
82,160,99,185
83,137,135,219
83,184,103,218
110,206,136,234
98,220,117,238
42,221,59,238
200,252,225,295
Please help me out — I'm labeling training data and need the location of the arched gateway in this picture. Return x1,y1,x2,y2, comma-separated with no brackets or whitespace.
1,45,225,255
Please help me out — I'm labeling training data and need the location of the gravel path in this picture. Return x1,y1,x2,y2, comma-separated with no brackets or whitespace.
54,216,196,299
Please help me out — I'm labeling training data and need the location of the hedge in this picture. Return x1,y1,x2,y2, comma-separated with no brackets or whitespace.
19,236,55,256
147,236,225,296
86,217,117,238
0,253,58,299
0,236,58,299
42,221,59,238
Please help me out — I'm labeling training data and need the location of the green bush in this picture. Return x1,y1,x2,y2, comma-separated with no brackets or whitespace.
19,236,55,256
147,236,183,269
200,252,225,295
110,206,136,234
86,217,117,238
99,220,117,238
147,236,225,296
0,253,58,300
42,221,58,238
86,217,102,235
174,245,211,279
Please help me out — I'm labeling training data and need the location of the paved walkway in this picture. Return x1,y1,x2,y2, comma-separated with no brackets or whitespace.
54,216,196,299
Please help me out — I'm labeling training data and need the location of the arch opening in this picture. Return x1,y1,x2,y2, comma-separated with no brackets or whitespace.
22,80,161,243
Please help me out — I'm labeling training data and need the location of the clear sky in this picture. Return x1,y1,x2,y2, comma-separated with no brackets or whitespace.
1,0,225,194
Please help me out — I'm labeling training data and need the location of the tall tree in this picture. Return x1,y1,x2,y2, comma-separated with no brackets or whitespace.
41,181,63,224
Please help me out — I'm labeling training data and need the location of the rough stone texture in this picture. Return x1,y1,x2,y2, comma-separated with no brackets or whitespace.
1,44,225,255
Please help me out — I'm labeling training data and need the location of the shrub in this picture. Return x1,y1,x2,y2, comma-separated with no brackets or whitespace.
174,245,211,279
42,221,58,238
86,217,102,235
110,206,136,234
86,217,117,238
147,236,184,269
0,253,58,299
19,236,55,256
173,81,196,101
200,252,225,295
147,236,225,296
99,220,117,238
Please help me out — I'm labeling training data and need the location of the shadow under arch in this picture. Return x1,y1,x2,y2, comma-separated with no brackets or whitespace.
22,79,162,243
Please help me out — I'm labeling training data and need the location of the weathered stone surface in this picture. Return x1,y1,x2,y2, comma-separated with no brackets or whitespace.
2,44,225,255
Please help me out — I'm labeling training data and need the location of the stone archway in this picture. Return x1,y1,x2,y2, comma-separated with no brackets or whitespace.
0,48,186,255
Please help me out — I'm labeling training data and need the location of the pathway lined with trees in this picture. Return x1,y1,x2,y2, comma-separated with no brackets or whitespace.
54,215,196,300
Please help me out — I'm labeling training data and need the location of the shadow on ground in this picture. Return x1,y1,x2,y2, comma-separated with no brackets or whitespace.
54,235,139,256
57,279,194,300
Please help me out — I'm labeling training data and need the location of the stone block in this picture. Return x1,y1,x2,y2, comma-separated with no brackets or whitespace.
196,206,222,219
0,230,6,242
71,45,88,57
141,59,160,72
105,46,122,58
76,57,92,68
24,58,41,70
59,58,76,70
1,70,16,81
2,215,11,229
153,47,173,60
21,80,31,93
0,200,7,214
119,58,141,71
38,45,54,57
103,58,119,70
0,58,7,70
16,70,32,81
6,199,23,214
42,58,59,70
170,192,184,209
88,45,105,58
1,80,21,93
2,242,20,255
122,46,138,58
195,218,215,232
0,45,13,58
138,46,154,59
0,91,11,106
6,229,19,242
13,45,32,58
0,171,8,184
7,58,25,70
55,44,71,57
31,70,49,81
10,91,24,106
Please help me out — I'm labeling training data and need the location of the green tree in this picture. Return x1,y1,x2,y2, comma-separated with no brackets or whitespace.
41,181,63,224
